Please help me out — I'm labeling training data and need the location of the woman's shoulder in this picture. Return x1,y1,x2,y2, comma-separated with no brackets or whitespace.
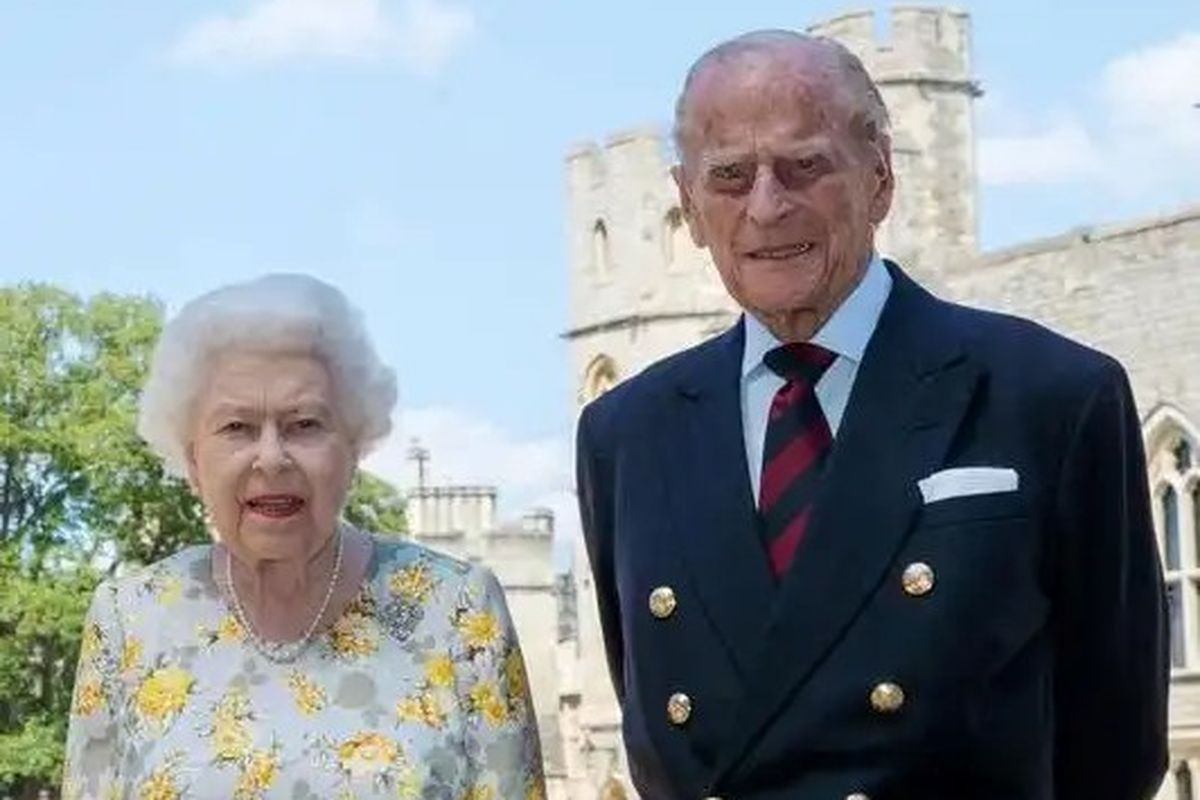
365,532,501,600
95,544,213,607
364,534,506,604
367,533,474,578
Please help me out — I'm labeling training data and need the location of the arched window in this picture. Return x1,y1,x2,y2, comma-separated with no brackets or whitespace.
1169,581,1186,668
1177,760,1193,800
599,776,628,800
1165,486,1181,571
591,220,611,275
1194,481,1200,574
582,355,619,404
1145,406,1200,672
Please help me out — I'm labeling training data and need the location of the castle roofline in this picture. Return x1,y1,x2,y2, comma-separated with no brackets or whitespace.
979,202,1200,266
565,126,668,164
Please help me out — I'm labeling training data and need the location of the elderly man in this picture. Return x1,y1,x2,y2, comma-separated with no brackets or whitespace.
575,30,1168,800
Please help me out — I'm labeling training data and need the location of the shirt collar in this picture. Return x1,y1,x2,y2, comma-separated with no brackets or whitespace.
741,252,893,378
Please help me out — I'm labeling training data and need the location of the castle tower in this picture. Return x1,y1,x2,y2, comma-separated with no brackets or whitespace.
809,7,982,286
564,127,739,409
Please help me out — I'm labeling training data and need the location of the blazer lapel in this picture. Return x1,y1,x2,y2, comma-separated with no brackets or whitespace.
712,264,984,780
658,320,775,682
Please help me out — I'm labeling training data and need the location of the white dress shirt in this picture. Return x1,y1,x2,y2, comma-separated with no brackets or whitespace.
741,253,893,505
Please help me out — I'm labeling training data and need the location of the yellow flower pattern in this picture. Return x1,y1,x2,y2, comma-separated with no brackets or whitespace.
425,653,455,688
394,763,423,799
526,779,547,800
155,575,183,606
138,769,180,800
134,666,194,728
389,562,435,603
62,537,545,799
396,691,446,729
233,749,280,800
462,784,495,800
336,731,400,779
209,686,253,763
72,678,104,717
197,614,247,648
456,611,500,651
121,636,143,674
217,614,247,642
328,591,380,658
504,648,529,707
80,622,102,661
328,611,380,658
136,754,184,800
288,670,328,715
468,682,509,727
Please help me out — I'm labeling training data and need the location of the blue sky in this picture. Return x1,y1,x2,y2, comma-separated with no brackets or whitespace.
2,1,1197,556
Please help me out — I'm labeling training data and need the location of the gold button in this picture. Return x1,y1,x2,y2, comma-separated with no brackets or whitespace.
666,692,692,725
649,586,677,619
901,561,935,597
869,681,906,714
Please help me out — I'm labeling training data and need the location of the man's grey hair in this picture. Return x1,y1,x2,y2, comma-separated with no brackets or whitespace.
137,273,397,477
672,29,891,159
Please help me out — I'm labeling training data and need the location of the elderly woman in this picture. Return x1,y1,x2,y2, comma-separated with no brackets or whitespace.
63,274,545,799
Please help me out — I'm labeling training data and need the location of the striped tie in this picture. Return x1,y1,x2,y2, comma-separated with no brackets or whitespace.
759,343,837,578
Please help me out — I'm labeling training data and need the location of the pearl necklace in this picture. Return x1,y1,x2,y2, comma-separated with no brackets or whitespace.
224,525,345,664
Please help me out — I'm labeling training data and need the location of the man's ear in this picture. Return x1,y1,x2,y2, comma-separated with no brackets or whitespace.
672,164,708,248
867,137,895,225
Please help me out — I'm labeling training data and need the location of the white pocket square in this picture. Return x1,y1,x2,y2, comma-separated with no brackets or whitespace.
918,467,1019,504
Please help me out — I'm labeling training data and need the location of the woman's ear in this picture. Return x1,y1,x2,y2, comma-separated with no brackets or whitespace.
184,442,202,495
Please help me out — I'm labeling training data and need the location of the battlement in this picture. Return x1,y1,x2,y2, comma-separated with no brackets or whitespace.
405,483,557,546
566,127,671,191
978,202,1200,269
565,6,976,198
491,508,556,540
405,485,497,539
808,6,973,85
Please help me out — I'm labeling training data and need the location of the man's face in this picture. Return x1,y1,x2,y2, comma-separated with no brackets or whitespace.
673,53,893,340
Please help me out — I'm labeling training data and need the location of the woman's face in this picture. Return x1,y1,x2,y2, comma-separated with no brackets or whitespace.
186,351,356,566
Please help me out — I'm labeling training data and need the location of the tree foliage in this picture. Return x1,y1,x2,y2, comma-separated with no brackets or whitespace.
344,470,407,536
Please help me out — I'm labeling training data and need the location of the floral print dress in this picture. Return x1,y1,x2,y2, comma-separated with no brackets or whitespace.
63,533,546,800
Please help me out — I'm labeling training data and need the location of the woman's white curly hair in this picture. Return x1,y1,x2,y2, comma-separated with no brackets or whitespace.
137,273,397,478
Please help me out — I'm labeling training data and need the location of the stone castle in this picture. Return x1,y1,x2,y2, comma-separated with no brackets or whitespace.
407,6,1199,799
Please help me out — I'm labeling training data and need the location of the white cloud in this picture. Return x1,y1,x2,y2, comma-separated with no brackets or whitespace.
978,120,1101,185
1095,32,1200,195
978,31,1200,194
170,0,476,74
363,406,579,569
397,0,477,76
1101,32,1200,150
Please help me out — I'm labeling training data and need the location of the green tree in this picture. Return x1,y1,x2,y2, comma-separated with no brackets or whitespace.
0,285,205,567
0,561,95,793
0,284,189,795
344,469,407,535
